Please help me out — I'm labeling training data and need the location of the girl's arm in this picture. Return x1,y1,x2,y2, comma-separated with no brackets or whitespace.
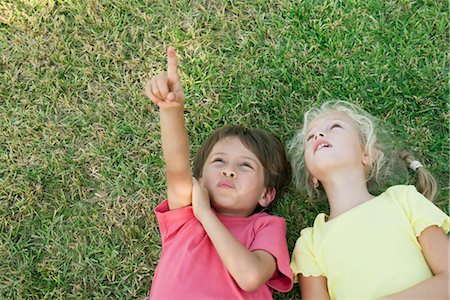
192,179,277,292
380,225,449,300
145,47,192,210
299,275,331,300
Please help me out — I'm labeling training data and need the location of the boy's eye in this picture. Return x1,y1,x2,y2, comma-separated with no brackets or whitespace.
331,123,342,129
306,134,314,142
240,162,254,169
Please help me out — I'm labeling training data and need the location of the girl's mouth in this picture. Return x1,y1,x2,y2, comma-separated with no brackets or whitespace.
314,139,332,152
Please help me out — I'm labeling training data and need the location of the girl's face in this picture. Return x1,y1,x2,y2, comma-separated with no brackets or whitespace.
304,111,367,181
201,136,273,216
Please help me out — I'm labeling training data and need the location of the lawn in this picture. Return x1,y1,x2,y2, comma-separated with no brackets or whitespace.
0,0,448,299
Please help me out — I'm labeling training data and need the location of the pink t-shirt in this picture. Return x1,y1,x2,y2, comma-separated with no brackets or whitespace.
150,200,293,300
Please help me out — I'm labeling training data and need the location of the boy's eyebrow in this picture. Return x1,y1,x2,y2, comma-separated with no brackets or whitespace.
241,156,258,164
211,152,259,164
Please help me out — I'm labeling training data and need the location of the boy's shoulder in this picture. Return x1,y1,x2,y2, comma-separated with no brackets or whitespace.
219,212,286,227
251,212,287,225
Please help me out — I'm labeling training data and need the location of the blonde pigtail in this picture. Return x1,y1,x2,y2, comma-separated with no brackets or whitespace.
399,152,437,201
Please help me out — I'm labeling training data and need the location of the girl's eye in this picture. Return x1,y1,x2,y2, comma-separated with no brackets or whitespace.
212,158,224,163
331,123,342,129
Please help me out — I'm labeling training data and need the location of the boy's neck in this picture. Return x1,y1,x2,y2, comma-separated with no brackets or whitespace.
321,171,374,220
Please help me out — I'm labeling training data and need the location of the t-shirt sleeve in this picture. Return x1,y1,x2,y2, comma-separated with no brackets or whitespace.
250,216,294,292
398,185,450,237
154,199,195,242
290,227,323,282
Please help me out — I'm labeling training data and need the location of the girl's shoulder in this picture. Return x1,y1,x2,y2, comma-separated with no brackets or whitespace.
383,184,417,195
379,184,421,204
299,214,327,235
383,185,450,235
382,184,426,205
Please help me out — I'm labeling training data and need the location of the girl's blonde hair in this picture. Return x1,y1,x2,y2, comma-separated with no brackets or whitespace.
288,100,437,201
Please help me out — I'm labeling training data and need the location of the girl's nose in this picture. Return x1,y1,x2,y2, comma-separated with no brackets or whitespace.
221,169,236,178
314,131,325,140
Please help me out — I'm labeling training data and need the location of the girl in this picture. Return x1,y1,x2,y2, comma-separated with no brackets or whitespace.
288,100,449,300
145,47,293,299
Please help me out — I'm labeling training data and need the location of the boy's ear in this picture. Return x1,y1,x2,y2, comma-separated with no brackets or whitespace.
259,188,276,208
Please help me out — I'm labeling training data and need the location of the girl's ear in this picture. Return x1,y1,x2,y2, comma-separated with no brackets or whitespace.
362,149,379,166
258,188,276,208
362,154,370,166
312,177,320,188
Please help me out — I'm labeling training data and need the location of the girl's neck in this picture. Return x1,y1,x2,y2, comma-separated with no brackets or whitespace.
321,171,374,220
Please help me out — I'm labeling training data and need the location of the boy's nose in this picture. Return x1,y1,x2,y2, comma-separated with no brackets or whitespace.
221,169,236,178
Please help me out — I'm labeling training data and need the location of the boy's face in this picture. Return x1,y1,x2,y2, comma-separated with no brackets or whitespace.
201,136,273,217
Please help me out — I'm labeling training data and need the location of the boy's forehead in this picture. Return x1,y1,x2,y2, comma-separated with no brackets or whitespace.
213,136,249,152
210,136,261,160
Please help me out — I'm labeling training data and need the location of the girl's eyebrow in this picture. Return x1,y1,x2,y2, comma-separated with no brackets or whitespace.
306,118,346,136
331,118,345,123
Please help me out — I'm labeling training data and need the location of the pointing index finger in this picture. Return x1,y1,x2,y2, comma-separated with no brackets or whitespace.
167,46,179,80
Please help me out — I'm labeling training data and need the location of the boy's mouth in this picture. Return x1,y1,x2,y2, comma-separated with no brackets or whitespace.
218,180,235,188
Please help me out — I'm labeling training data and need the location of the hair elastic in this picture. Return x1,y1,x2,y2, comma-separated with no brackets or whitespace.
409,160,423,171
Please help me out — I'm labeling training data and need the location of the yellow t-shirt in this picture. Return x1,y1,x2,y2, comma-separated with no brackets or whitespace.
290,185,450,300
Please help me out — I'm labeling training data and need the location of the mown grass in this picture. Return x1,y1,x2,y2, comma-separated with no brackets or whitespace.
0,0,448,299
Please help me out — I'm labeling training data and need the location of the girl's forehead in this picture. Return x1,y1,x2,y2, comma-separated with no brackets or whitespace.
308,111,352,128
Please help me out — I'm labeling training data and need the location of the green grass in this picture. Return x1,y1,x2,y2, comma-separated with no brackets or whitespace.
0,0,448,299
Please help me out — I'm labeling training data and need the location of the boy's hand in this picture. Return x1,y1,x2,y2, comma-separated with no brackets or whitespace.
192,178,212,221
145,46,185,109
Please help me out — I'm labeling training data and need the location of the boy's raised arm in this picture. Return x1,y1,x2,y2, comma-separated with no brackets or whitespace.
145,47,192,209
